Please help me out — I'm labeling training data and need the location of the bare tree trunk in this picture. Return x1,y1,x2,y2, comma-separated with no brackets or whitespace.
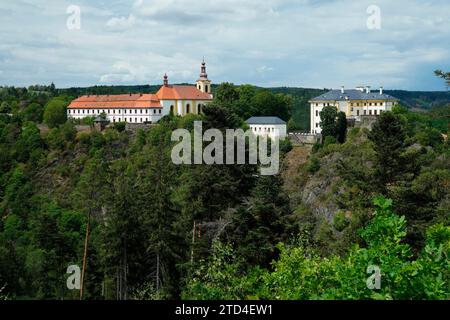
80,211,91,300
191,221,196,264
156,253,160,294
123,239,128,300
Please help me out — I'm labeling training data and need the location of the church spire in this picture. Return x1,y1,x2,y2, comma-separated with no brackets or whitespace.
196,59,212,95
163,73,168,86
199,59,208,80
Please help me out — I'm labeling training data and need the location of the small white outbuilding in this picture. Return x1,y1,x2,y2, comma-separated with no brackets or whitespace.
246,116,287,139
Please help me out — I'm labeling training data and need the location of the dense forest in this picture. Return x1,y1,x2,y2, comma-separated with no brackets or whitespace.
0,79,448,300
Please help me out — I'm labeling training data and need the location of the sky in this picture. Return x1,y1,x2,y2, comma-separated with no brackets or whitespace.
0,0,449,90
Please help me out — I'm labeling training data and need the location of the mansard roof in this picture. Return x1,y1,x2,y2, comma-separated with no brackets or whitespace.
311,89,398,102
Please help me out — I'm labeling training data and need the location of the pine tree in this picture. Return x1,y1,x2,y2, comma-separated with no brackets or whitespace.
368,112,407,191
319,106,338,139
336,111,347,143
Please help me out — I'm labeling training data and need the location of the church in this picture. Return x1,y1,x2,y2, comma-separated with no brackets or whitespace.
67,60,213,124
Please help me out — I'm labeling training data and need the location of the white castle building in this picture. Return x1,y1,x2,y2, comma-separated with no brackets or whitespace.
67,61,213,124
310,86,399,134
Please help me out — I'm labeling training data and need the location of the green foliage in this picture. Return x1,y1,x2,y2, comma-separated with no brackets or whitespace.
184,197,449,300
113,121,126,132
435,69,450,87
43,97,68,128
21,102,43,123
336,111,347,143
211,83,292,122
333,211,350,232
319,107,347,144
306,157,320,174
0,84,448,301
319,106,337,139
369,112,407,189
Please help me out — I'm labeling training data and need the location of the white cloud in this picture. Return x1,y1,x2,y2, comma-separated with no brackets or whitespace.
106,14,136,30
0,0,449,90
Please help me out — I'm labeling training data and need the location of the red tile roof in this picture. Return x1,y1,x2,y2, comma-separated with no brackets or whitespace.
156,85,213,100
68,94,162,109
68,85,212,109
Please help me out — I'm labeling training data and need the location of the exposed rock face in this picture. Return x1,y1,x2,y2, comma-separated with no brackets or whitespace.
300,152,343,223
284,129,375,229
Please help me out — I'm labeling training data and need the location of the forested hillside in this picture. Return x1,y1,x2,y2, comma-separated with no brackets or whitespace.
0,82,448,300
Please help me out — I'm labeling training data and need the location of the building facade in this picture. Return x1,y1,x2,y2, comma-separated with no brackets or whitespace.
246,116,287,139
67,61,213,124
310,86,398,135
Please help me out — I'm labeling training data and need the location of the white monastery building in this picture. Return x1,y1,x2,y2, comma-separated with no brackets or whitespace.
67,61,213,123
310,86,399,135
246,116,287,139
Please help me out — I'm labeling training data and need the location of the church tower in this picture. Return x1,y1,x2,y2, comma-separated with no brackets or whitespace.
196,59,212,94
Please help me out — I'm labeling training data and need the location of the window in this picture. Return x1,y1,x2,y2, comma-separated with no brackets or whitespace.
113,119,116,123
205,85,209,92
140,118,143,122
198,104,202,113
374,110,377,115
170,105,174,113
153,109,156,114
145,109,148,114
186,104,190,114
316,123,319,128
364,110,367,115
357,110,360,116
316,110,319,117
135,110,138,114
135,118,137,122
124,110,127,114
369,110,372,115
130,118,132,122
159,110,161,114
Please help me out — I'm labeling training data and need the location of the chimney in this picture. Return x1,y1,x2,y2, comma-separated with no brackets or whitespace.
365,86,371,94
341,86,345,94
379,86,383,95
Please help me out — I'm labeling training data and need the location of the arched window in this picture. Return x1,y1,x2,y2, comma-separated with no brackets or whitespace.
186,104,190,114
170,105,174,114
197,104,202,114
205,85,209,93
